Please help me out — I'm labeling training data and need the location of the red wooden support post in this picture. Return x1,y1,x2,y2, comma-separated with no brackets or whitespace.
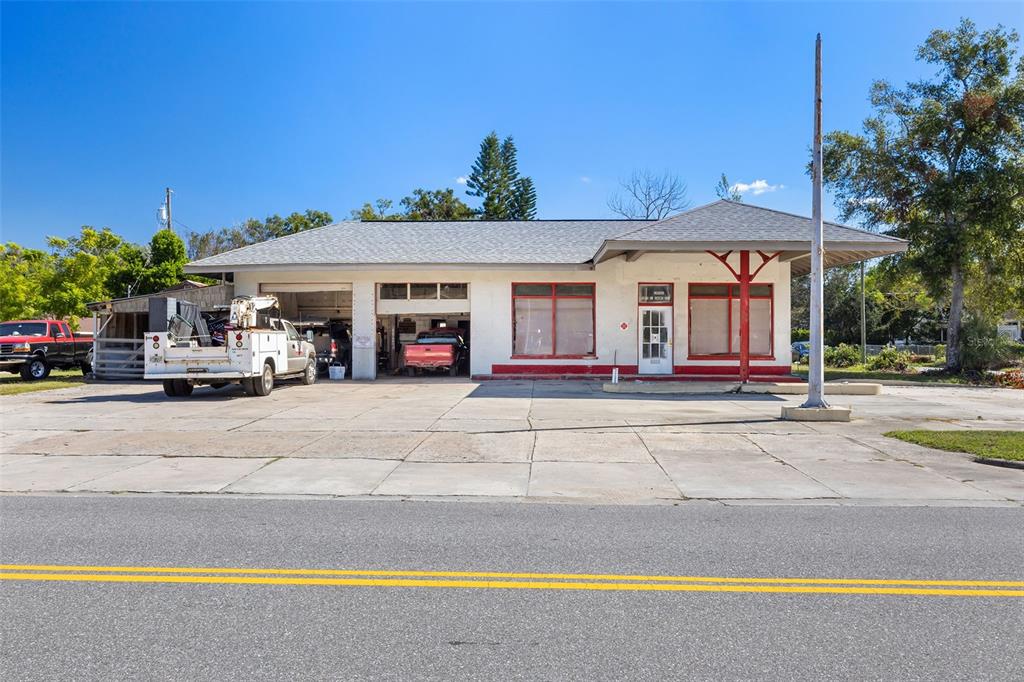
739,250,751,382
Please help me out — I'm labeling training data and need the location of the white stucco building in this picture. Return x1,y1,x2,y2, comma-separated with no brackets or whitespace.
185,201,907,381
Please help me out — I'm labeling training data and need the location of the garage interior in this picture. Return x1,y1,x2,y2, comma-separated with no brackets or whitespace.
377,314,471,375
259,283,353,375
375,282,471,377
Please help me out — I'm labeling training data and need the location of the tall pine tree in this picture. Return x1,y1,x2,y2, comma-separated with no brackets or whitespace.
511,177,537,220
466,131,537,219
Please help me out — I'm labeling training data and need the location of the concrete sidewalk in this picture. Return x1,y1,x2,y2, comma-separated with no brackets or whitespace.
2,379,1021,505
2,432,1021,505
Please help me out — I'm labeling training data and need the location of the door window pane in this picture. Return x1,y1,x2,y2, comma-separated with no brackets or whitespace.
555,298,594,355
410,283,439,299
513,298,553,355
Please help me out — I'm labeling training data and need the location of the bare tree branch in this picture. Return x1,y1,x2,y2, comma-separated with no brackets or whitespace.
607,170,691,219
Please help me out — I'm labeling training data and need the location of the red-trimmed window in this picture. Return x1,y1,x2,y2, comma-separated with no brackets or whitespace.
512,283,595,357
688,283,773,358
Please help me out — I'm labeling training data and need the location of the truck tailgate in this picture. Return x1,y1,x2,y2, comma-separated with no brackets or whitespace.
403,344,455,366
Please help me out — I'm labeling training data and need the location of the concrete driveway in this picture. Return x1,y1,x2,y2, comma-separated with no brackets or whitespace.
1,378,1021,505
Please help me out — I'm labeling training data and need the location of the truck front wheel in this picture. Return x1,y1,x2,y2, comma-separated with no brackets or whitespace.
21,358,50,381
301,358,317,385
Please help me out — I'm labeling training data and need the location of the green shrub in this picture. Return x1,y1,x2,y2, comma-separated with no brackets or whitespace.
824,343,860,368
934,344,946,361
959,318,1024,371
867,346,913,372
792,328,810,342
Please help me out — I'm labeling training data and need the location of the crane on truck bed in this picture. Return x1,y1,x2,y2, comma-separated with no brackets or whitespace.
145,295,318,398
228,296,281,329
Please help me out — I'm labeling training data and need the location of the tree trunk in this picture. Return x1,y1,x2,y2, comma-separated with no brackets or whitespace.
946,261,965,371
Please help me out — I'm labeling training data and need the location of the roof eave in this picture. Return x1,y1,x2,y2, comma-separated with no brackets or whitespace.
593,238,907,263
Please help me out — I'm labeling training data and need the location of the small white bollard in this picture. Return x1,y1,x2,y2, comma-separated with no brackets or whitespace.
611,367,619,384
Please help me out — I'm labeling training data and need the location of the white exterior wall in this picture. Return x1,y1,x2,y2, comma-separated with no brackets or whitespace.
233,253,792,378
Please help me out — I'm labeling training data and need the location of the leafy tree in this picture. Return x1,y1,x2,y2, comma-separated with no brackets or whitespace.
608,170,691,219
350,200,395,221
400,189,475,220
187,210,334,259
138,229,188,293
822,19,1024,370
0,244,52,320
792,263,946,346
715,173,743,201
42,227,130,322
466,131,537,219
353,190,476,221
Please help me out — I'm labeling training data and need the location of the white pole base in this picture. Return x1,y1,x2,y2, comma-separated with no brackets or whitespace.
781,405,852,422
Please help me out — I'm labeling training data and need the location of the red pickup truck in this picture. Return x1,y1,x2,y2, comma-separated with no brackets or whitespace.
0,320,93,380
401,329,468,376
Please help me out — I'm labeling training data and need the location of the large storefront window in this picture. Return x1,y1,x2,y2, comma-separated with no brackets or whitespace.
688,284,773,357
513,283,595,357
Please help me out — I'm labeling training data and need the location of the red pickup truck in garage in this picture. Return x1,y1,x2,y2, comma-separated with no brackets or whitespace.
401,328,468,376
0,319,93,380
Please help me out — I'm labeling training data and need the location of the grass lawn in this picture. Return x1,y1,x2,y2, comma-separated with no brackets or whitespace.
791,363,975,384
0,368,85,396
884,430,1024,462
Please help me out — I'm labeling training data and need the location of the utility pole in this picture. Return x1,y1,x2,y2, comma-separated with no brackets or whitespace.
860,260,867,365
165,187,173,232
802,34,828,409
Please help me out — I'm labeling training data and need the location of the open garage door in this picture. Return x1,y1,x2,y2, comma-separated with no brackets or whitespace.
260,282,353,376
375,282,471,377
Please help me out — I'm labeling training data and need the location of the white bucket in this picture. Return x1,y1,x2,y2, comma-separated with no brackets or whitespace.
328,365,346,380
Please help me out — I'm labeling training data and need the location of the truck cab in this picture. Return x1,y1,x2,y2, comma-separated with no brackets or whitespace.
0,319,93,380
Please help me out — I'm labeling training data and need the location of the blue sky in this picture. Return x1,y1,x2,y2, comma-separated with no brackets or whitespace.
2,1,1020,248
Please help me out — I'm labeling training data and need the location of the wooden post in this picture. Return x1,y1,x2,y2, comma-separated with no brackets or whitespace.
739,250,751,382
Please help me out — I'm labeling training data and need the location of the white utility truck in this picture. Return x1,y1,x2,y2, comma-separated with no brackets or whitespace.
145,295,317,397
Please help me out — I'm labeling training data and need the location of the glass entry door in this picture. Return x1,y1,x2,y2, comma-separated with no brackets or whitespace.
638,306,672,374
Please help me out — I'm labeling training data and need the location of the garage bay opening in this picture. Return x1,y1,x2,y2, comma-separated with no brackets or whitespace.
376,283,470,377
260,283,353,377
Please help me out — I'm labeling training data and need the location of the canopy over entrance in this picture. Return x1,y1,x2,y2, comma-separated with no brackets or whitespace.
592,200,907,274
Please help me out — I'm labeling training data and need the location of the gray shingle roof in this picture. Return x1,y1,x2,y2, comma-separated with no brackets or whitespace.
185,201,906,271
187,220,653,269
614,200,905,245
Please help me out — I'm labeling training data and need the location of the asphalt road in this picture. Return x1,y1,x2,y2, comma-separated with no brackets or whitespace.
1,496,1022,681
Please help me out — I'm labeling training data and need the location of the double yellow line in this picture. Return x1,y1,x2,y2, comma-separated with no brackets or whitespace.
2,564,1022,597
